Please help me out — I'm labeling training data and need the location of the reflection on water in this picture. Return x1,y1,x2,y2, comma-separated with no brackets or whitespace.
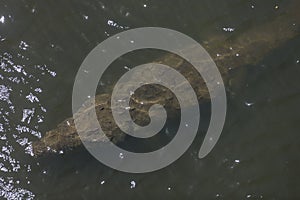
0,0,300,199
0,46,56,198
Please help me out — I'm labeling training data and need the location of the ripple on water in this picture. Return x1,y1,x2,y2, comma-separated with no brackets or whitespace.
0,48,56,199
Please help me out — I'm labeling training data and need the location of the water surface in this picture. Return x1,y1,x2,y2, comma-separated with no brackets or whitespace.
0,0,300,199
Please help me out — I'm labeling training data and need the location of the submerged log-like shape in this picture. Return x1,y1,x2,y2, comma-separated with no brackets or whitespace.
33,3,300,156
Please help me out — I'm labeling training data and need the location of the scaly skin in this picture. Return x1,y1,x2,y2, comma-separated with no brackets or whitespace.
32,3,300,156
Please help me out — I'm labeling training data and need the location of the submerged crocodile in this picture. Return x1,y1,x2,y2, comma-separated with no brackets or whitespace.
33,3,300,156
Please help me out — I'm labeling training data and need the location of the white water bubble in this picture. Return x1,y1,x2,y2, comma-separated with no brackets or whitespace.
19,41,29,50
245,101,254,107
130,180,136,188
222,27,235,32
124,66,130,71
119,152,124,159
0,16,5,24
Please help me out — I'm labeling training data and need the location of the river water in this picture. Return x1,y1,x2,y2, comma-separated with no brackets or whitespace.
0,0,300,199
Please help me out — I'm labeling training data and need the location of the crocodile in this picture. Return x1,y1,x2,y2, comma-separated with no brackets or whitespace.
32,2,300,156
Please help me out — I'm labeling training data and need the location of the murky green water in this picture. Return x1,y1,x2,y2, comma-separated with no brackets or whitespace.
1,0,300,199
